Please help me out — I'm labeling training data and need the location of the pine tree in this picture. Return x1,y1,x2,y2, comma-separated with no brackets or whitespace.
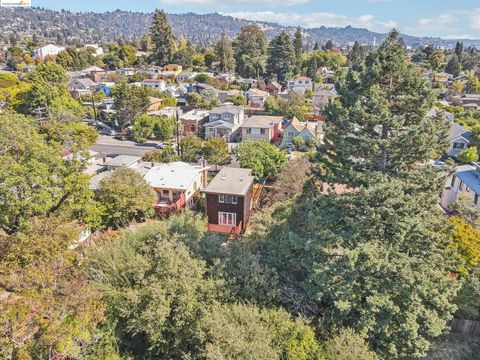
347,41,367,71
293,28,303,73
214,33,235,73
306,55,318,82
317,30,449,187
455,41,464,57
306,30,460,358
149,9,176,66
266,32,295,86
446,54,462,77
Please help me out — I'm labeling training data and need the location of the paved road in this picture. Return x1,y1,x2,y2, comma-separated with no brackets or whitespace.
90,135,158,157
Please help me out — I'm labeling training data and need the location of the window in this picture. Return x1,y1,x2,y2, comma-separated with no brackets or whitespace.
219,212,236,226
247,128,252,134
287,131,294,139
260,129,266,135
219,195,237,204
453,142,465,150
209,128,215,134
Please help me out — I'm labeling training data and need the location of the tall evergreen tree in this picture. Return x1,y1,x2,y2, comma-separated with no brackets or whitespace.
149,9,176,66
235,24,268,78
293,28,303,73
347,41,368,71
306,55,318,82
446,54,462,77
318,30,448,187
214,33,236,73
455,41,464,57
305,30,459,358
266,32,295,86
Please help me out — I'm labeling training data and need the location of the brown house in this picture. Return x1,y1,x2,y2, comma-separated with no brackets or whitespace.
204,167,255,235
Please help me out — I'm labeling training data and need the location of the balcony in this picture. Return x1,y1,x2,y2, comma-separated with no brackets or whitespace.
155,193,186,218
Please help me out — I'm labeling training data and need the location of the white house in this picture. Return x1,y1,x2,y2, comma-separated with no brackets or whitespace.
116,68,136,76
287,76,313,92
142,79,166,91
447,122,473,157
441,163,480,209
68,78,97,91
35,44,65,59
205,105,245,141
280,117,322,148
245,88,270,107
143,162,209,210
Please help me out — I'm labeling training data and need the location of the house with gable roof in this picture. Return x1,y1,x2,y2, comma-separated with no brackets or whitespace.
280,117,323,148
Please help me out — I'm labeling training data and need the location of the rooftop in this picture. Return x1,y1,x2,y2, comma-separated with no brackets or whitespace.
144,162,207,190
204,167,254,196
210,104,244,115
242,116,284,129
455,164,480,195
103,155,142,168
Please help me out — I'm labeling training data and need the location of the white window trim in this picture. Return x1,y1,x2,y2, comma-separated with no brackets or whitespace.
219,212,236,226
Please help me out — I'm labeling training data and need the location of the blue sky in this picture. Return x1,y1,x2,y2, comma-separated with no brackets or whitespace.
34,0,480,39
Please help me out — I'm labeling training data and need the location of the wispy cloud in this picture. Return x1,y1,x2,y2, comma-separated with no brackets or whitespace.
226,10,396,32
470,8,480,29
159,0,310,6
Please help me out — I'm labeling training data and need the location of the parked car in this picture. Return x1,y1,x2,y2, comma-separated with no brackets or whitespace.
156,143,167,149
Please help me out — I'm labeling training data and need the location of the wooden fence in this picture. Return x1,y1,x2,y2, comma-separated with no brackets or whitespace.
451,319,480,336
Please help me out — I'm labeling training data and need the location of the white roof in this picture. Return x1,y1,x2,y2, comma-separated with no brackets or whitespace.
143,162,207,191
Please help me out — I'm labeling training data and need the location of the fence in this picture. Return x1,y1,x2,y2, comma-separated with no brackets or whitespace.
451,319,480,336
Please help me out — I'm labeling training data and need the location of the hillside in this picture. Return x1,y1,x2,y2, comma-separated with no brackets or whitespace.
1,7,479,48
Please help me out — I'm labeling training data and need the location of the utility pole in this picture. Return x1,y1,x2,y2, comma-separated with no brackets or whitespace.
176,110,181,157
91,92,99,127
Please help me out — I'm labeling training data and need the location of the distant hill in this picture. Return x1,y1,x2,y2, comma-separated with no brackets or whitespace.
1,7,479,49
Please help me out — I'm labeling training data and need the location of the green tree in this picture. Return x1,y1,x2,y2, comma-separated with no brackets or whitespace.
150,9,176,66
143,147,180,163
347,41,368,71
465,75,480,93
203,137,230,170
318,30,448,187
266,32,296,86
180,135,203,163
225,92,247,106
312,241,458,359
0,216,104,359
236,141,288,180
199,304,323,360
306,55,319,82
132,114,156,142
214,33,236,73
18,62,83,116
445,55,462,77
293,28,303,73
305,31,460,359
235,24,268,78
153,115,176,141
322,329,379,360
457,146,478,163
0,112,98,233
97,168,156,229
111,82,150,128
86,228,220,359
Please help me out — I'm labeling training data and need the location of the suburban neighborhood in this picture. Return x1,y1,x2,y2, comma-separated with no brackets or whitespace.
1,2,480,360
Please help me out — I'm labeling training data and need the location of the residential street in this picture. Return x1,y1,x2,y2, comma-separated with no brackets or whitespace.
90,135,157,157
